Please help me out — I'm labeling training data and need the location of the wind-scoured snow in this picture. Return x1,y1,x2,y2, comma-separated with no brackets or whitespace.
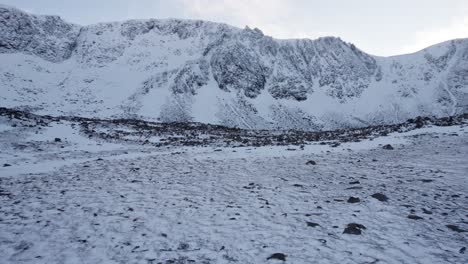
0,114,467,264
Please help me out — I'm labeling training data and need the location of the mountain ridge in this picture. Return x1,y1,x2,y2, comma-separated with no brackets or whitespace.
1,5,467,130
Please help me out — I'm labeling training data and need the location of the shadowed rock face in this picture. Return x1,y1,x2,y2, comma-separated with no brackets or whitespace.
210,42,269,98
0,5,467,130
0,6,79,62
0,5,378,101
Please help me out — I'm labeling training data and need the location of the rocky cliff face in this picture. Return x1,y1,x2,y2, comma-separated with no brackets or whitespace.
0,5,467,130
0,5,79,62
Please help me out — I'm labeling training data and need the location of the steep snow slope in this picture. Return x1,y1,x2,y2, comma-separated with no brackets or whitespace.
0,5,467,130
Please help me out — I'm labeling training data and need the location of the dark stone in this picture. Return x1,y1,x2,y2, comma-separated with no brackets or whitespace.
306,222,320,227
3,163,11,167
382,144,394,150
408,215,424,220
422,208,432,215
54,137,61,142
420,179,433,183
346,186,363,190
349,180,360,185
446,225,466,233
306,160,317,165
347,197,360,203
460,247,466,254
371,193,389,202
178,243,189,250
343,223,366,235
267,253,287,261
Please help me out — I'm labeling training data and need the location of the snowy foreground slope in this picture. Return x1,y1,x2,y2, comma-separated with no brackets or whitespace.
1,111,467,263
1,5,468,130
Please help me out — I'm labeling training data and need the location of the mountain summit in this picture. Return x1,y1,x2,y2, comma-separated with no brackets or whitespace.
1,5,467,130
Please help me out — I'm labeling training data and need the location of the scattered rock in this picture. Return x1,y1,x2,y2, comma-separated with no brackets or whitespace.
267,253,287,261
420,179,434,183
343,223,366,235
407,215,424,220
460,247,466,254
178,242,189,250
347,197,360,203
371,193,388,202
382,144,394,150
422,208,433,215
446,225,467,233
306,160,317,165
54,137,61,142
3,163,11,167
317,239,326,244
346,186,363,190
306,222,320,227
349,180,360,185
14,241,32,252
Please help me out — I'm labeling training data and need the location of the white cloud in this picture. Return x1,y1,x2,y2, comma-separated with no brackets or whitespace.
177,0,468,56
400,15,468,55
177,0,296,35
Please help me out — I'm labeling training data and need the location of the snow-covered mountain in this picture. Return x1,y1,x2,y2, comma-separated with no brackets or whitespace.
1,5,467,130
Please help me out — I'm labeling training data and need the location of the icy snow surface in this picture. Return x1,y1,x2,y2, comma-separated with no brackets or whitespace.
0,119,467,264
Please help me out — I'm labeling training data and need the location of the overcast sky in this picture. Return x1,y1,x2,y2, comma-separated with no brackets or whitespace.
1,0,467,56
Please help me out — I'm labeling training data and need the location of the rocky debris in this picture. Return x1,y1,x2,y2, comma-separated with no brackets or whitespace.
3,163,11,167
343,223,366,235
420,179,434,183
0,189,12,197
460,247,466,254
371,193,388,202
349,180,360,185
347,197,361,203
0,107,467,149
54,137,61,142
306,222,320,227
267,253,287,261
382,144,394,150
346,186,363,190
13,241,32,253
306,160,317,165
446,225,467,233
422,208,433,215
371,193,389,202
407,215,424,220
